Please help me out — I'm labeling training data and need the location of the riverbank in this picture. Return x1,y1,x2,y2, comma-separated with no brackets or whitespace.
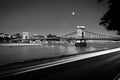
0,41,119,47
0,43,42,46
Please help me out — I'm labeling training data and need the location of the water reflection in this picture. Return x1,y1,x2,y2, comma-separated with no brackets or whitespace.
85,47,96,52
59,45,66,53
0,42,120,64
66,46,79,54
22,47,29,54
0,45,100,64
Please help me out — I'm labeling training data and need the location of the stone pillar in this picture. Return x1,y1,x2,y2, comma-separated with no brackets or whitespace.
76,25,85,38
22,32,30,43
22,32,29,39
75,26,86,46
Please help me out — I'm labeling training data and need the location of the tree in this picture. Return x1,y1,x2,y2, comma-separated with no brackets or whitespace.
47,34,57,38
0,33,10,43
0,33,4,42
98,0,120,35
11,33,22,39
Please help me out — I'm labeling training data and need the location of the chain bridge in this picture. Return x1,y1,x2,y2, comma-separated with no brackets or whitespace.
14,26,120,46
62,26,120,41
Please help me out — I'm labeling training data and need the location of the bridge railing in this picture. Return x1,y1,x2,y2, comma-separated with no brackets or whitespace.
62,30,120,40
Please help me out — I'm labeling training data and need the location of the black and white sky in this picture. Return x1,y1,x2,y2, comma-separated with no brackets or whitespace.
0,0,116,36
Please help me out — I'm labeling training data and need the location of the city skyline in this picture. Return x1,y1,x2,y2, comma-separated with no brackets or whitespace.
0,0,117,36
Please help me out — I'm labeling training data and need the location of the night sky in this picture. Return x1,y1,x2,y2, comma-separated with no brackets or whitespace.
0,0,116,36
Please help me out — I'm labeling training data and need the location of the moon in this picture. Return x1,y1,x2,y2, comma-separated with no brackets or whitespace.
72,12,75,15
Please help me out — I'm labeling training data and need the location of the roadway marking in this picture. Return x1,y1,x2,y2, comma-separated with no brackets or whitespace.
1,47,120,77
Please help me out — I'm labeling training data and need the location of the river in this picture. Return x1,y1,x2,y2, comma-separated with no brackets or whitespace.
0,42,120,65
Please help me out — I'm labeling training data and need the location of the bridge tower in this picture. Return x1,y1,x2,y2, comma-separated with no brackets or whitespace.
22,32,30,43
75,26,86,46
22,32,29,39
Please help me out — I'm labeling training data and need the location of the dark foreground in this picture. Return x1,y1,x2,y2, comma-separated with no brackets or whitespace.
1,51,120,80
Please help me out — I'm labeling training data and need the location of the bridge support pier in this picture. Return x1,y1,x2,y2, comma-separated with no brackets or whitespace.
75,39,87,47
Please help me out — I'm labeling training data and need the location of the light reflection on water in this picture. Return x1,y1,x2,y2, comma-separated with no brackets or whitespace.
67,46,79,54
85,47,96,52
0,42,120,65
